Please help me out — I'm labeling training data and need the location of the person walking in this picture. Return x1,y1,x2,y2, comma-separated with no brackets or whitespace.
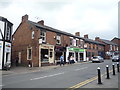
60,55,64,66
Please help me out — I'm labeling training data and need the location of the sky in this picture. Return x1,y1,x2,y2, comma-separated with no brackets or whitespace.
0,0,119,40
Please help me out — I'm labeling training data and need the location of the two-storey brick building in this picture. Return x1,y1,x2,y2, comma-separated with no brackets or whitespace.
12,15,105,67
95,37,118,59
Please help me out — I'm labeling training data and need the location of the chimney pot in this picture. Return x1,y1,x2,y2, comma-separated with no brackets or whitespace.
75,32,80,36
84,34,88,38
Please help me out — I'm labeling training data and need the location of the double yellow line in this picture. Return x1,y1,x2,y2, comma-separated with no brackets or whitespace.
67,69,115,89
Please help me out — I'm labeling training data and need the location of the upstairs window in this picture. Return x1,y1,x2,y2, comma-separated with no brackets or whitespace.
32,31,34,39
6,27,10,41
40,30,46,43
70,37,73,46
56,34,61,44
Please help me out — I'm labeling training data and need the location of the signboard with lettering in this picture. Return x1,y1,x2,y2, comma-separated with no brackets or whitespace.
5,42,11,52
68,48,85,52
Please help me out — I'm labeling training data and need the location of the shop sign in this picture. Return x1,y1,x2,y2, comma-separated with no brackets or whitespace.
68,48,84,52
5,44,11,52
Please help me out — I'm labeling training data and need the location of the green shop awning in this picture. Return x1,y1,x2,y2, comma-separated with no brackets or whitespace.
68,48,85,52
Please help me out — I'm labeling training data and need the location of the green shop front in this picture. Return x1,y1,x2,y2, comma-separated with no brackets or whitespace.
66,47,86,62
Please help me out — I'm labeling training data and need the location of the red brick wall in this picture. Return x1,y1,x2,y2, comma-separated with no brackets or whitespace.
12,21,40,67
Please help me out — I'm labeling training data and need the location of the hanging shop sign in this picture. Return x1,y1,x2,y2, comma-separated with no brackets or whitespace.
68,48,85,52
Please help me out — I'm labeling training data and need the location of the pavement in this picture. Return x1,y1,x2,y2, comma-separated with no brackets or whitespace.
0,61,119,89
81,69,119,88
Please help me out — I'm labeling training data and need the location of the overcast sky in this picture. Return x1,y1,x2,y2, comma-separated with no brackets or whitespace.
0,0,119,40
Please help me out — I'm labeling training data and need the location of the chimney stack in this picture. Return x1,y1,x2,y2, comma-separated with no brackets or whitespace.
84,34,88,38
22,14,28,22
95,37,100,41
75,32,80,36
38,20,44,25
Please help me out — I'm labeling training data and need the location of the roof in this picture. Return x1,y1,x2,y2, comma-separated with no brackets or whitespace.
101,39,118,45
111,37,120,41
27,20,105,45
0,16,13,25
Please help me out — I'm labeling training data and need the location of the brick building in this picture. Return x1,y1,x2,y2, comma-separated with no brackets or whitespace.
12,15,105,67
95,37,118,59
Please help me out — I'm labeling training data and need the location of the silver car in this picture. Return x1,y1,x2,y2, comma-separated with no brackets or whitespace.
92,56,104,63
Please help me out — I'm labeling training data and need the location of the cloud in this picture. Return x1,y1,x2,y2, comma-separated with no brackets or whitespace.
0,0,119,40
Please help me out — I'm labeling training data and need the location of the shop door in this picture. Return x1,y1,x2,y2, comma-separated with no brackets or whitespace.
79,53,83,61
75,52,78,62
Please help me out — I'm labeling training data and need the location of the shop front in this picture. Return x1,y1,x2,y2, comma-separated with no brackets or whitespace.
54,45,66,64
0,41,3,69
66,47,86,63
39,44,54,66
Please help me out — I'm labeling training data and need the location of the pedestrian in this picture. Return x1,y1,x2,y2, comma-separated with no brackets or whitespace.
15,56,19,66
60,55,64,66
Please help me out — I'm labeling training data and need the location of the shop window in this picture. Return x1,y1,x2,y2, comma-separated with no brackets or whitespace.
27,47,32,60
56,35,61,44
41,49,49,62
40,30,46,43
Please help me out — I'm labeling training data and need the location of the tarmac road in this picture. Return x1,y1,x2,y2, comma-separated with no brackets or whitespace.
1,60,118,88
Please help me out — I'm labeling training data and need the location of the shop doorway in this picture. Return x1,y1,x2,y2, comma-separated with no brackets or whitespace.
79,53,83,61
75,52,78,62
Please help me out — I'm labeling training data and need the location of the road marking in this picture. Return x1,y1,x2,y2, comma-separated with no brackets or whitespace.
67,68,116,89
0,85,4,87
30,72,65,80
75,67,88,71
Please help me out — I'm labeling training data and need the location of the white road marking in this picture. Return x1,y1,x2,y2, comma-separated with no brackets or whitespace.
30,72,65,80
0,85,4,87
75,67,88,71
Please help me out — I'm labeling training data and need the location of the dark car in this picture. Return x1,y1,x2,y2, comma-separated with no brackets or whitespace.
112,55,120,62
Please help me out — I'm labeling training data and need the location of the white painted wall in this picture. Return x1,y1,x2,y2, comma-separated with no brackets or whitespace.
0,41,3,69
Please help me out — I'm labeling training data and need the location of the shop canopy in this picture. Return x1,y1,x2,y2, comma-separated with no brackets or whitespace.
68,48,85,52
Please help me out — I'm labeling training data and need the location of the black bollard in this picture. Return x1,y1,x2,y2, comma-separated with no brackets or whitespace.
112,63,115,75
106,65,110,79
97,67,102,84
117,62,119,72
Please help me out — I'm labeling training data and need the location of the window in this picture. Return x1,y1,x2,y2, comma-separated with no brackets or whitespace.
27,47,32,60
40,30,46,43
6,26,10,41
110,45,112,51
56,34,61,44
70,37,73,45
32,31,34,39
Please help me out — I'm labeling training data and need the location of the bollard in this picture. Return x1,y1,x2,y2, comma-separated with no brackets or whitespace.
117,62,119,72
97,67,102,84
112,63,115,75
106,65,110,79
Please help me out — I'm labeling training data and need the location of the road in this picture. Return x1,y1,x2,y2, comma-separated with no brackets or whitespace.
2,60,118,88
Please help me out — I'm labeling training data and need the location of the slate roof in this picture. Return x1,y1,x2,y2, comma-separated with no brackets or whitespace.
28,20,105,46
101,39,118,45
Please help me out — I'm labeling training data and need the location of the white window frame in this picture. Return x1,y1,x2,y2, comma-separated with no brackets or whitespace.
110,45,112,51
40,31,46,43
27,47,32,60
56,35,61,44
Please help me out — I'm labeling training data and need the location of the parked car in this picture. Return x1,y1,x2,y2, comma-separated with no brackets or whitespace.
92,56,104,63
112,55,120,62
